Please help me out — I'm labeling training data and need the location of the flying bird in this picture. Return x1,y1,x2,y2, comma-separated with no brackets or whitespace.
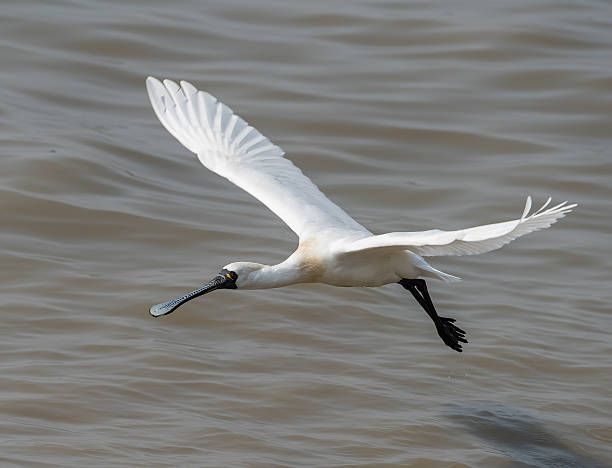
146,77,575,352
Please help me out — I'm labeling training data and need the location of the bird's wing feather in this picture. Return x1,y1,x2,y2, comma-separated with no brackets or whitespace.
146,77,367,239
341,197,576,257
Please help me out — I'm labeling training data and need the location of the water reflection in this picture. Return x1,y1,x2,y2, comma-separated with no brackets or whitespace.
446,402,609,468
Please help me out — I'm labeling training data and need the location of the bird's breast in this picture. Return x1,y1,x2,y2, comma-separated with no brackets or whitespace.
293,238,327,283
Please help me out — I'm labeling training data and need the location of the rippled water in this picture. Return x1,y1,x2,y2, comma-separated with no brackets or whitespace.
1,0,611,466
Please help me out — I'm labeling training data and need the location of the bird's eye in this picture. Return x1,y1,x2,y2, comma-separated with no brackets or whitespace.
226,271,238,281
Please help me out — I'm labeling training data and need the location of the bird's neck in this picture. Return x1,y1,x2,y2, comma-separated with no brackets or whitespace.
246,257,310,290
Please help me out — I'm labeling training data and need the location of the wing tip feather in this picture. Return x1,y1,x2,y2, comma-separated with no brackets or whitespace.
521,195,533,220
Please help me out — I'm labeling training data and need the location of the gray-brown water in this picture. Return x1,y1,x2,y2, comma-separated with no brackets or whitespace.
1,0,611,466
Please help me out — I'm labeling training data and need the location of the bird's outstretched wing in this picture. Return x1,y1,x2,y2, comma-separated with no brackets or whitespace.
146,77,367,239
341,197,576,257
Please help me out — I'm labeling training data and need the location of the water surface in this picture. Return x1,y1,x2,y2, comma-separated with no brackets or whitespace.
1,0,611,466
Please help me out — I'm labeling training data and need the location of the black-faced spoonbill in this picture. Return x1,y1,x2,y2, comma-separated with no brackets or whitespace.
146,77,576,352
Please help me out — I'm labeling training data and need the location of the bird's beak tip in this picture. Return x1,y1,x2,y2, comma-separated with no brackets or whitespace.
149,303,171,317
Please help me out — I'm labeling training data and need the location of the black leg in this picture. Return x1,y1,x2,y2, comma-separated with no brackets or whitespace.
399,278,468,352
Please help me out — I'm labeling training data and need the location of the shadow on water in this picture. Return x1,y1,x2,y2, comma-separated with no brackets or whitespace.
445,402,609,468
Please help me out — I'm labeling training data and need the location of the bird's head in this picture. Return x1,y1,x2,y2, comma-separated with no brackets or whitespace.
222,261,267,289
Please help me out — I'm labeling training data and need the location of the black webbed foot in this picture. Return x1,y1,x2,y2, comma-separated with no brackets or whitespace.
435,316,468,352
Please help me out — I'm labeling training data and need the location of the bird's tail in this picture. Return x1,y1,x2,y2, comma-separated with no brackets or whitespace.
420,265,462,283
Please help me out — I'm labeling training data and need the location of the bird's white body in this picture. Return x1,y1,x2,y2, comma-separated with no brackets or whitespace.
146,77,575,350
225,235,434,290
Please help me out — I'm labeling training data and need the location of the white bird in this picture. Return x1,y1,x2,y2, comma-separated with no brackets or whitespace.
146,77,576,352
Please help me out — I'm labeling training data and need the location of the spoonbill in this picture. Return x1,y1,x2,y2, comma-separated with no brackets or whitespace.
146,77,575,352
